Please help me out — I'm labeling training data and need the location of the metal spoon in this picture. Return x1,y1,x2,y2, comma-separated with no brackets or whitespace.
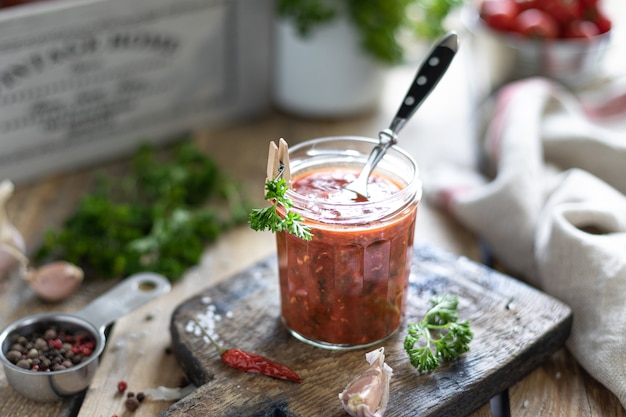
0,272,170,402
344,32,459,199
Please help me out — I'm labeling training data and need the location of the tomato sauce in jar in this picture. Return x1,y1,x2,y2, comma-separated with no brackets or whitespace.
276,137,421,349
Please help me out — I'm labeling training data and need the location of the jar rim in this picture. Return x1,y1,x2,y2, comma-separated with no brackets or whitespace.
285,136,422,224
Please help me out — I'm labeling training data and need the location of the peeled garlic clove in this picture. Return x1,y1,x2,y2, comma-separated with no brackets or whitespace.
338,347,393,417
27,261,84,302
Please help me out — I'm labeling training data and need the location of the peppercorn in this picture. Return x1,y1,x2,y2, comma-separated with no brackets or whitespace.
117,380,128,393
34,338,48,351
48,339,62,350
16,359,30,369
125,397,140,412
5,350,21,363
10,343,25,354
52,363,65,371
136,392,145,402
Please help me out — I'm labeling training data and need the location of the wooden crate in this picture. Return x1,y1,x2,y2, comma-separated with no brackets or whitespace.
0,0,273,184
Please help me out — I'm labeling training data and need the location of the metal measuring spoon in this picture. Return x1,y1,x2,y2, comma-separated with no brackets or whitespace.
344,32,459,199
0,272,170,402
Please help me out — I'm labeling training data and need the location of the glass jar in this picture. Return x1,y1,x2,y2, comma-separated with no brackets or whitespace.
276,136,421,350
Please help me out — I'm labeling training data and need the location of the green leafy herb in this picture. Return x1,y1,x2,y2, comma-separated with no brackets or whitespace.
404,294,473,372
347,0,411,64
35,140,252,281
248,177,312,241
276,0,336,37
276,0,465,65
410,0,466,40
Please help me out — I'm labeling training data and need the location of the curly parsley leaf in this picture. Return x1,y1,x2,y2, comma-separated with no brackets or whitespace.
248,177,312,241
404,294,473,372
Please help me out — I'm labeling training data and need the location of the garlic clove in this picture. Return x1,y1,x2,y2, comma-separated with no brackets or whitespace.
143,384,196,401
0,180,28,281
0,223,27,276
338,347,393,417
26,261,84,302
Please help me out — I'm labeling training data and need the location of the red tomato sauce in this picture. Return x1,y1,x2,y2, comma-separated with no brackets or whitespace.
290,168,400,204
276,168,418,347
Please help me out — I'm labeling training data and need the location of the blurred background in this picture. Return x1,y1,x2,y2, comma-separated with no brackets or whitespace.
0,0,623,185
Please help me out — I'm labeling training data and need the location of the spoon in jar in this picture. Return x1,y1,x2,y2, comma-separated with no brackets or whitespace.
344,32,459,200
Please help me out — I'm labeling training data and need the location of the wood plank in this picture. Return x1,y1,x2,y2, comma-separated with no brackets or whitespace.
510,348,626,416
73,226,277,417
164,243,572,417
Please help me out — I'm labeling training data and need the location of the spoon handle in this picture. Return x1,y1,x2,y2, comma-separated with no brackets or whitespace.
390,32,459,135
344,32,459,199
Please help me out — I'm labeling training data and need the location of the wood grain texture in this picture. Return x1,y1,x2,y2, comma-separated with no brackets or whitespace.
509,348,626,416
164,243,572,417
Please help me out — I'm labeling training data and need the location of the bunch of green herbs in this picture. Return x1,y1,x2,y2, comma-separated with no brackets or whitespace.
410,0,466,40
277,0,465,65
35,141,251,281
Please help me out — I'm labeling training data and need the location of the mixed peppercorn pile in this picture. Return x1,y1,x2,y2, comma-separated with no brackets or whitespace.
4,326,96,372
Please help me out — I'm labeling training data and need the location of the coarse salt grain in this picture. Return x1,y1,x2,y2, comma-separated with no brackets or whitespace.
128,331,144,341
114,340,126,350
185,302,230,343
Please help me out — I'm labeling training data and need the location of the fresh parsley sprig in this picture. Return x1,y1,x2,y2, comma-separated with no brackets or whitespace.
248,177,312,241
404,294,473,372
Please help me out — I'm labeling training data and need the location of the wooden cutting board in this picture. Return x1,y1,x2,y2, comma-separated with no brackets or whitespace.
163,243,572,417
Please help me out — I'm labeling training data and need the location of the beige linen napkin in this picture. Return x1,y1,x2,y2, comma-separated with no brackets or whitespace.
426,77,626,407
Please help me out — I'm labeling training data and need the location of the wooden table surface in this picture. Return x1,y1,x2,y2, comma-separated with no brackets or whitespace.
2,22,626,416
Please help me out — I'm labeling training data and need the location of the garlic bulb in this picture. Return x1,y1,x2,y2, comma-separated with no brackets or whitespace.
0,180,28,280
26,261,84,302
338,347,393,417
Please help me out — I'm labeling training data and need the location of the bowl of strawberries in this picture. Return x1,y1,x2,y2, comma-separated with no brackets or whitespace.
465,0,613,91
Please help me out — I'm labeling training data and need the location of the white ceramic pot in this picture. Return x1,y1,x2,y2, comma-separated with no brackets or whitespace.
273,16,386,118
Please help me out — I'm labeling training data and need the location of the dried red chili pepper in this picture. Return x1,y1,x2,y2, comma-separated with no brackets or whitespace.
192,318,302,383
220,348,302,383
